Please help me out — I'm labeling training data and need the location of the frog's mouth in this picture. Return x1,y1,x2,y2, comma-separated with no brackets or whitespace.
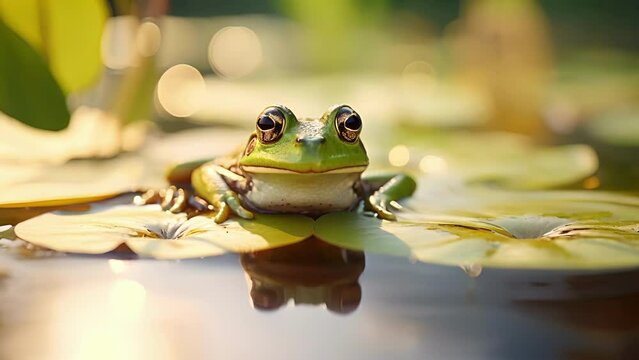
241,165,368,175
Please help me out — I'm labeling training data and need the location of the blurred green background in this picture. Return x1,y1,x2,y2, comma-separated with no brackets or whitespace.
0,0,637,188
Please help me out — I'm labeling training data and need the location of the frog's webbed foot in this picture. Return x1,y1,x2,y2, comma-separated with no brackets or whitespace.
366,192,402,221
213,191,254,223
135,187,254,222
134,186,190,213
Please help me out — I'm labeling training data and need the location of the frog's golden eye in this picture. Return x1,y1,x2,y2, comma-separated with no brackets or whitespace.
256,108,285,143
335,106,361,143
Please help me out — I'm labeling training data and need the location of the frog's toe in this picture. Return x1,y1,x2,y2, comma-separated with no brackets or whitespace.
134,187,187,213
188,195,214,212
213,202,231,223
225,195,254,220
134,189,161,206
168,188,187,213
155,186,188,213
388,200,403,211
159,186,178,210
368,195,397,221
374,206,397,221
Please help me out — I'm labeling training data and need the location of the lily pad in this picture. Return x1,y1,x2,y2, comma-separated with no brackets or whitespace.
315,212,458,258
405,179,639,221
315,188,639,269
315,212,502,266
14,205,314,259
0,155,162,209
375,131,598,190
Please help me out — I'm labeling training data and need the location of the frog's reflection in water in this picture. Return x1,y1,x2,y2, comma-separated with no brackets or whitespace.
241,237,365,313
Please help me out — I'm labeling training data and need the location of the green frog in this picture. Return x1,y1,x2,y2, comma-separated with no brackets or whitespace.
138,105,416,223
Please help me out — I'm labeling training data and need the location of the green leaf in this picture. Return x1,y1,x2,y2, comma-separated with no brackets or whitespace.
0,0,108,93
14,205,314,259
0,18,69,131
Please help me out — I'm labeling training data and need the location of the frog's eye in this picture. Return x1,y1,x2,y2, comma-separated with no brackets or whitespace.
256,108,285,143
335,106,361,143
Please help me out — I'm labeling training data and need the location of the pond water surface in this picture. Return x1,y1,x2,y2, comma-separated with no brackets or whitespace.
1,238,637,360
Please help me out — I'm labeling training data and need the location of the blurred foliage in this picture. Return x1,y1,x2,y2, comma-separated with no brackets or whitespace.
111,56,158,125
168,0,279,17
278,0,387,72
0,0,108,131
0,19,69,131
167,0,639,50
0,0,108,93
540,0,639,51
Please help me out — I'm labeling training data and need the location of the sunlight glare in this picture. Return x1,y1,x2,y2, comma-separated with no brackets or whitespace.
110,279,147,319
108,259,128,275
45,279,173,360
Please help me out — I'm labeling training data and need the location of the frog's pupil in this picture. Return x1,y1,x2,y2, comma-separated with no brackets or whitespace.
257,116,275,131
344,115,361,131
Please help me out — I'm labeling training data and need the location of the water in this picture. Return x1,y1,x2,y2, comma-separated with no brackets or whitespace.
1,238,637,360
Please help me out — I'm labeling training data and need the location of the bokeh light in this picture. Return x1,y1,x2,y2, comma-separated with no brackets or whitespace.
157,64,206,118
136,21,161,58
208,26,263,79
419,155,448,175
582,176,601,190
388,145,410,167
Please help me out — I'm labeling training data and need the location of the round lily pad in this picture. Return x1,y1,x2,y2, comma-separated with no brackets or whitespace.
375,130,598,190
315,191,639,269
14,205,314,259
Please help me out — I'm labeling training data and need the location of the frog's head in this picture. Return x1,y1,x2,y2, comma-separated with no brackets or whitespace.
239,105,369,174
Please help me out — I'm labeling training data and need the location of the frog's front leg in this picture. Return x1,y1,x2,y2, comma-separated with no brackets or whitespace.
135,158,213,212
192,163,254,223
362,173,417,220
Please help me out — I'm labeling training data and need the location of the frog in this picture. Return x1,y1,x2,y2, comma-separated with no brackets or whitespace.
137,104,416,223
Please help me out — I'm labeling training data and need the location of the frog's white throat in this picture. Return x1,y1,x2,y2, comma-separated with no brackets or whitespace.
241,171,362,214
